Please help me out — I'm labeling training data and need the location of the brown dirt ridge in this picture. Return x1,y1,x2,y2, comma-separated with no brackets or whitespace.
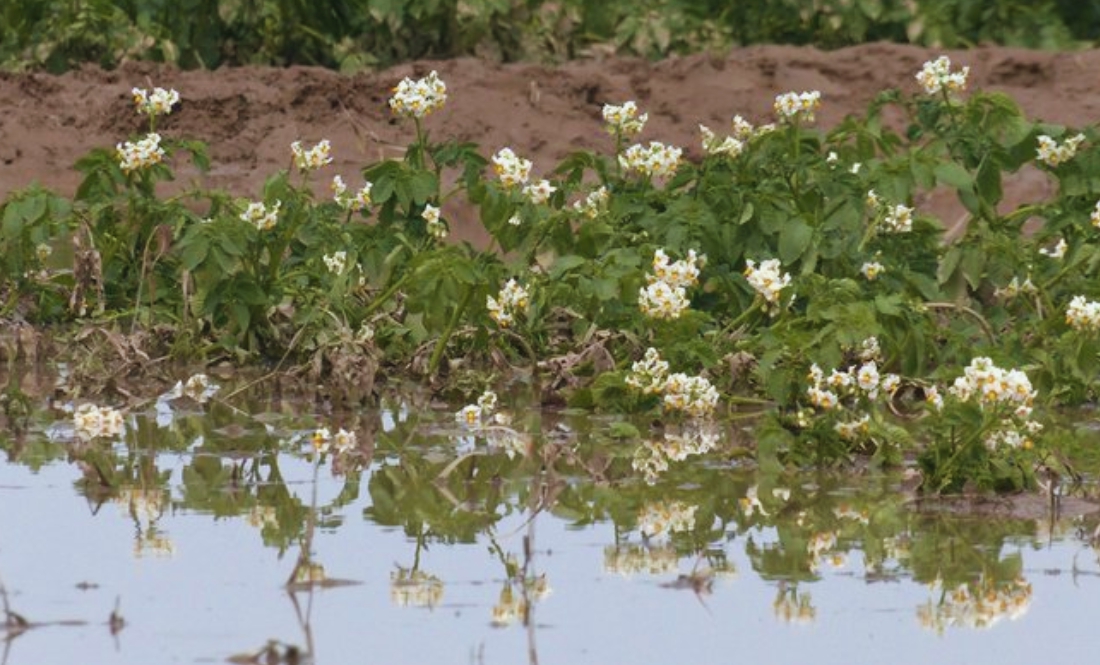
2,43,1099,224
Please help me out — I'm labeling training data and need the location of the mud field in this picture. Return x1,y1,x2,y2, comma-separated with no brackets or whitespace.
2,43,1099,236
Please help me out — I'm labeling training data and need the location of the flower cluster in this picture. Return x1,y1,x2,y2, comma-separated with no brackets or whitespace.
663,373,720,417
774,587,816,624
917,576,1031,633
131,86,179,117
699,124,744,157
390,568,444,608
1092,199,1100,228
744,258,792,310
993,276,1037,300
626,348,719,417
774,90,821,123
866,192,914,234
311,426,358,455
637,500,697,539
915,56,970,96
240,200,280,231
632,426,718,484
626,347,670,394
603,543,679,576
291,139,332,172
323,250,347,274
572,186,610,219
331,175,373,211
116,133,165,173
618,141,683,179
1036,133,1086,167
421,204,446,239
491,576,551,626
946,357,1036,418
74,403,125,440
491,147,533,188
487,279,529,327
1066,295,1100,332
638,248,704,320
388,70,447,118
806,357,900,414
602,101,648,137
522,178,556,205
731,114,774,140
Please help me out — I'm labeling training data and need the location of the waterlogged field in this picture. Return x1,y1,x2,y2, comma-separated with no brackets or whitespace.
8,52,1100,495
0,372,1099,664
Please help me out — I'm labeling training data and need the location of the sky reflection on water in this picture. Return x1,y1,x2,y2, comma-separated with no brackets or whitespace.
0,396,1098,665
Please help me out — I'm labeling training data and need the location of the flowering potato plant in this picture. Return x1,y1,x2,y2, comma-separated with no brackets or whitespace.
10,56,1100,492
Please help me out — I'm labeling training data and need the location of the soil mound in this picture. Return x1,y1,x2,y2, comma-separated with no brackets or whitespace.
3,43,1098,228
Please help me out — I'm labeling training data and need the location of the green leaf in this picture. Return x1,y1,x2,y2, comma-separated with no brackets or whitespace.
778,219,813,264
181,236,210,270
934,162,972,190
550,254,588,278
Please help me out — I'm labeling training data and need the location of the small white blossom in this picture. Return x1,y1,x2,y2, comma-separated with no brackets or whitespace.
1036,134,1086,167
389,70,447,118
131,87,179,117
240,200,280,231
116,133,165,173
915,56,970,96
491,147,533,188
602,101,648,137
774,91,821,123
291,139,333,172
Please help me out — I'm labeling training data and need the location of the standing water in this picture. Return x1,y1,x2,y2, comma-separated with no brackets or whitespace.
0,374,1098,665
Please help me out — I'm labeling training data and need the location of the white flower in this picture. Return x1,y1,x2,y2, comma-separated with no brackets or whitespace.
491,147,533,188
602,101,648,136
522,179,556,205
456,404,482,426
73,403,125,440
744,258,792,307
626,347,670,395
1036,133,1086,167
1039,237,1067,259
861,261,884,280
662,373,720,417
883,204,914,233
573,186,610,219
131,87,180,117
774,91,821,123
618,141,682,179
421,204,446,239
699,124,743,157
291,139,333,172
477,390,498,414
638,280,690,320
487,279,530,327
915,56,970,95
649,248,704,289
389,70,447,118
240,200,280,231
323,251,348,274
116,133,165,173
1066,295,1100,332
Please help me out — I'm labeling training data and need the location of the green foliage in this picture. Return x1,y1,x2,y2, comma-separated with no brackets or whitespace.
14,58,1100,493
0,0,1095,73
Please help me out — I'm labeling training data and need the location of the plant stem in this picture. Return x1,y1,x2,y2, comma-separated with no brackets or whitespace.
428,288,473,375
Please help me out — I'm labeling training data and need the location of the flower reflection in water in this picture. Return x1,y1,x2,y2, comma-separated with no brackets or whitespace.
917,575,1032,633
773,583,816,624
390,568,445,609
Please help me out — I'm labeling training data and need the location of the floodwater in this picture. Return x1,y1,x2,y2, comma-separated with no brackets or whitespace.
0,378,1098,665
